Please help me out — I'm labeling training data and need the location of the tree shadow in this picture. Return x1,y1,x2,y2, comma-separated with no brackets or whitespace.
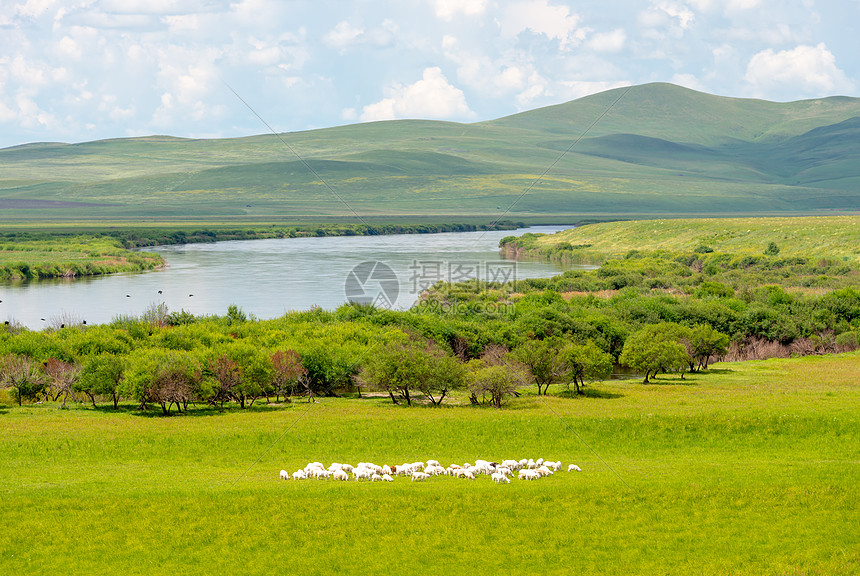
646,376,699,386
109,402,295,418
554,388,623,399
700,368,733,375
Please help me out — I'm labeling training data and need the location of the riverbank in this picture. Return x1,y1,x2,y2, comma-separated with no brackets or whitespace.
0,235,164,280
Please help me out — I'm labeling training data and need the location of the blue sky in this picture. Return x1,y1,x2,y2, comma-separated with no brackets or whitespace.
1,0,857,148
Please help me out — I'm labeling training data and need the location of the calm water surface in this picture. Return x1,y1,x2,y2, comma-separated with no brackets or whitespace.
1,226,585,329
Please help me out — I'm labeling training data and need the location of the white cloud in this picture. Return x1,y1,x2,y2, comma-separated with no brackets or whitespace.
360,67,473,122
671,73,706,92
430,0,489,21
745,43,854,97
500,0,588,50
14,0,58,19
587,29,627,53
639,1,695,35
556,80,631,101
324,21,365,51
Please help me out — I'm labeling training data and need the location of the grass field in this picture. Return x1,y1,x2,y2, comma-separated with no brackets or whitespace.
1,352,857,575
532,215,860,264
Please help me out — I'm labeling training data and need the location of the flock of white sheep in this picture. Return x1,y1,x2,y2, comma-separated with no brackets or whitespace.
279,458,583,483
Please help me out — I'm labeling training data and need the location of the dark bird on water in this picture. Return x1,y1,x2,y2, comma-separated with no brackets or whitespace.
189,294,194,297
158,290,162,294
126,294,131,298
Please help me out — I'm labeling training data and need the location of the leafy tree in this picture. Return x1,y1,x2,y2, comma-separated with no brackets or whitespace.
0,354,47,405
561,340,613,394
300,345,357,399
689,324,730,370
618,325,689,384
356,335,465,406
122,349,202,414
764,242,781,256
511,337,566,395
466,346,527,408
76,354,124,408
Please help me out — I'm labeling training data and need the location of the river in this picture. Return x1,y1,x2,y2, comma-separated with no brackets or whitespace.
1,226,584,329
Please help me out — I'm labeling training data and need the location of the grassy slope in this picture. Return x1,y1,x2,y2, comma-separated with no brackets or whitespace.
1,83,859,224
0,352,857,575
534,215,860,263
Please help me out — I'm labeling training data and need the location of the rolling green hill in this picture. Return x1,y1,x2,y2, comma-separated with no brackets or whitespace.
1,83,859,224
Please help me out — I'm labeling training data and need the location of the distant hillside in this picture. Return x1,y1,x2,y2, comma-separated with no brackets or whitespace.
1,83,858,224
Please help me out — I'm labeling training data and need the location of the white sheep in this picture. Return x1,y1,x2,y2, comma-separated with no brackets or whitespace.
382,473,393,482
462,470,475,480
411,471,430,482
382,465,392,476
279,469,289,480
536,466,552,477
353,468,372,481
491,472,510,484
568,464,582,472
427,459,440,467
333,469,349,481
371,473,382,482
292,470,307,480
545,461,561,472
527,459,537,469
496,466,512,477
502,459,520,471
518,469,539,481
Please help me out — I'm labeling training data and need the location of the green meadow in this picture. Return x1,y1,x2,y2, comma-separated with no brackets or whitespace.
522,215,860,264
1,352,857,575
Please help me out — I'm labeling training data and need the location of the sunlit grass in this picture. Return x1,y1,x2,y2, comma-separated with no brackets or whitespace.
538,216,860,263
0,352,857,574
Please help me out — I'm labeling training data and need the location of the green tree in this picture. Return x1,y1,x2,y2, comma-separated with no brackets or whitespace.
300,345,357,399
511,337,566,395
561,340,613,394
689,324,730,370
0,354,47,405
76,354,124,408
466,346,527,408
356,335,465,406
122,349,202,414
619,325,689,384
